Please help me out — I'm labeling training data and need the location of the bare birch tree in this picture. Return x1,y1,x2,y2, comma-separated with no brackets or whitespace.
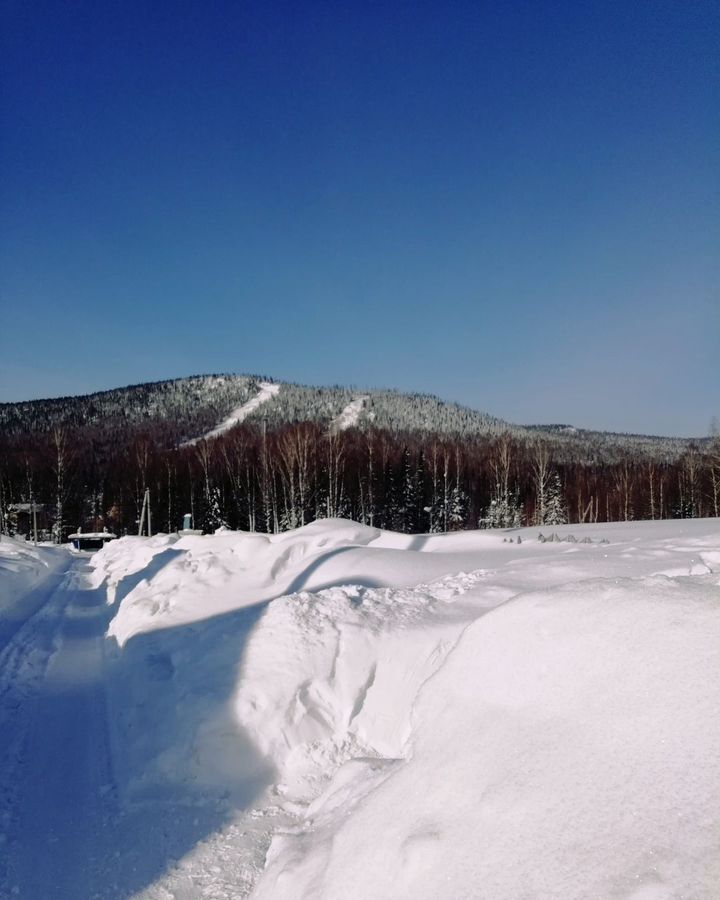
52,427,70,542
531,441,552,526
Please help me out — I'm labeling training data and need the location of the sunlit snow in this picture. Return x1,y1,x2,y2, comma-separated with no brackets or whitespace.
1,519,719,898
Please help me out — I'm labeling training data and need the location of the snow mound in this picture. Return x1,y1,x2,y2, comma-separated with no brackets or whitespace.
253,573,720,900
87,517,720,898
0,537,66,642
96,518,504,646
233,570,488,804
0,536,50,601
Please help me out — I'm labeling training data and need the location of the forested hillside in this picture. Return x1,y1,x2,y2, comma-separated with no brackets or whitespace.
0,375,716,539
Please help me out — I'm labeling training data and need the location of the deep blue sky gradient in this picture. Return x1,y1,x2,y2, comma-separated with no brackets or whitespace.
1,0,717,435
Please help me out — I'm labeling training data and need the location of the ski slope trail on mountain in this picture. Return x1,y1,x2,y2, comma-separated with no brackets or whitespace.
183,381,281,446
331,395,369,431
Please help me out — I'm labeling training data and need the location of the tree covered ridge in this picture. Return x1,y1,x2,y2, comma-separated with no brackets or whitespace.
0,375,262,441
0,373,705,451
0,375,716,539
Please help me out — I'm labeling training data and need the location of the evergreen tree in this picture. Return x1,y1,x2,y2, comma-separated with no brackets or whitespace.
449,482,468,529
201,485,228,533
481,496,521,529
543,473,567,525
448,447,468,530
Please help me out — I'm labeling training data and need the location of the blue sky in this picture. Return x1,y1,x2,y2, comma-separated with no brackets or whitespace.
1,0,717,436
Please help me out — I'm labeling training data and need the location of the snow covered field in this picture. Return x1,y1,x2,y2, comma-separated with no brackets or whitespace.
0,519,719,898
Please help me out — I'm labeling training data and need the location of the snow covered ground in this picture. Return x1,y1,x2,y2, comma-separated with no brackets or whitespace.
0,536,67,646
182,382,281,446
1,519,719,898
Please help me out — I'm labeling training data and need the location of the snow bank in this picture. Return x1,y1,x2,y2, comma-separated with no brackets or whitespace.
92,518,720,898
96,518,505,646
233,571,490,805
0,536,49,597
254,573,720,900
0,536,65,616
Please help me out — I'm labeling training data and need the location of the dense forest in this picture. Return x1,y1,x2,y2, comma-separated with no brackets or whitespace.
0,375,717,539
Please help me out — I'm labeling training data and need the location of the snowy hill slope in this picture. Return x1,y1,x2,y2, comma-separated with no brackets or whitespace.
0,373,702,454
76,517,720,898
0,374,262,441
0,373,511,442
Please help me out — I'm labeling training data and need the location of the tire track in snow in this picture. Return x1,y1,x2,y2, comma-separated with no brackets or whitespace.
0,557,119,898
0,561,82,890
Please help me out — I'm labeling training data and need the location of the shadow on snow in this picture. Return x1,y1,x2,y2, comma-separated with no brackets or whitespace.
5,540,406,897
112,547,185,606
1,560,273,900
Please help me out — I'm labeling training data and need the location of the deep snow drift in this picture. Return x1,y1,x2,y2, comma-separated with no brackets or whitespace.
0,535,55,602
91,518,720,899
1,519,719,898
0,535,67,646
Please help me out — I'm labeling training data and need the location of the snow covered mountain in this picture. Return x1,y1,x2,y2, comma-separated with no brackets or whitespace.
0,373,508,440
0,372,702,452
2,375,716,543
3,374,717,542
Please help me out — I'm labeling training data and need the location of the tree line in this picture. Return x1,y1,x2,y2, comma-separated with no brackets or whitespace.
1,419,718,540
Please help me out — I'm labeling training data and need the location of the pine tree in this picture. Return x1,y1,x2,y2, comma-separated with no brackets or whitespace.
543,473,567,525
449,482,468,529
201,485,228,533
481,495,521,529
448,447,468,530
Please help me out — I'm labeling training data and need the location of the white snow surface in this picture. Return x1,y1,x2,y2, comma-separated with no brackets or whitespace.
0,536,67,643
331,395,369,431
1,518,720,898
0,535,53,598
182,381,280,446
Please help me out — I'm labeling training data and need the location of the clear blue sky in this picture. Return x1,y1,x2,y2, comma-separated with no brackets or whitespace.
1,0,717,436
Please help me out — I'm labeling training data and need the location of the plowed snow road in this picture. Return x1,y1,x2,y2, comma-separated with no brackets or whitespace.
0,553,277,900
0,555,119,898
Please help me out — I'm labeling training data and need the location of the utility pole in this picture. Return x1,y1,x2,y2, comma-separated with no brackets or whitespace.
138,490,146,536
138,488,152,536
